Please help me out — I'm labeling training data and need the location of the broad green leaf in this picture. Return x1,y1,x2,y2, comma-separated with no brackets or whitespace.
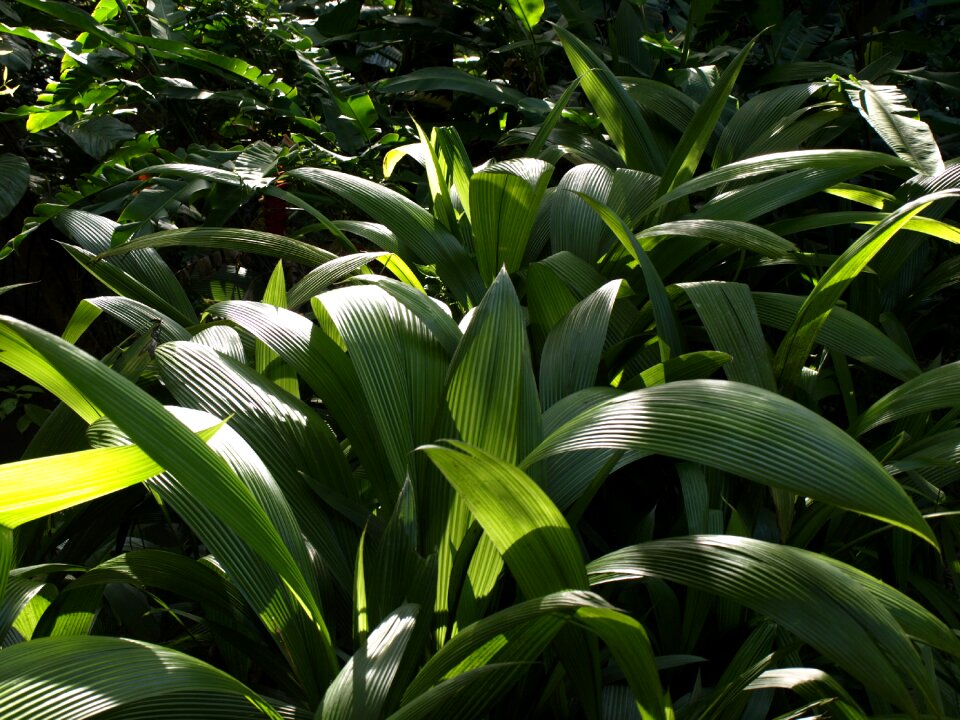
0,154,27,220
61,296,191,347
648,149,908,215
523,380,936,547
504,0,544,28
425,441,586,599
638,219,796,258
424,441,602,719
312,284,448,493
659,37,757,198
0,324,100,423
286,252,388,309
445,269,540,463
587,535,945,714
679,282,776,390
377,67,548,116
0,424,218,527
14,0,135,54
256,261,299,397
98,227,335,268
713,83,825,168
581,196,682,360
207,301,394,500
774,190,960,386
0,316,338,685
0,636,279,720
556,26,664,172
154,340,356,585
414,121,457,235
469,159,553,284
851,361,960,436
526,77,581,158
88,407,334,705
320,605,419,720
845,79,944,176
550,164,614,260
540,280,621,408
133,162,243,185
64,115,136,160
403,591,610,702
55,209,196,325
752,292,920,381
289,168,484,306
60,243,196,329
348,276,461,357
572,607,665,720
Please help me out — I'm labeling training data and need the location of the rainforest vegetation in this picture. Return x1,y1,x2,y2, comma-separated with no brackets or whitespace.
1,0,959,717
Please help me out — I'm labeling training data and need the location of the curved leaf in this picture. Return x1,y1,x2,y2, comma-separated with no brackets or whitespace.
851,361,960,436
587,535,946,714
0,636,278,720
523,379,935,546
845,79,944,176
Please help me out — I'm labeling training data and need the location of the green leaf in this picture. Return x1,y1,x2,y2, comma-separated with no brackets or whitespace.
0,424,219,527
851,361,960,436
773,190,960,386
659,37,757,198
425,441,586,598
648,149,909,215
289,168,484,306
311,283,448,493
256,261,298,397
64,115,136,160
845,79,944,176
0,636,280,719
14,0,135,54
0,316,338,685
540,280,621,409
580,196,682,360
572,607,666,720
638,219,796,258
587,536,946,715
504,0,544,28
0,323,101,423
98,227,335,268
556,25,664,172
469,159,553,283
446,269,541,463
320,605,419,720
377,68,548,116
523,380,936,547
0,154,28,221
752,292,920,381
679,282,776,390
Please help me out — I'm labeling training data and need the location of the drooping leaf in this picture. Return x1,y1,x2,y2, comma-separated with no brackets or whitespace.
523,380,936,546
0,636,280,719
588,535,948,714
845,79,944,176
851,361,960,436
774,190,960,386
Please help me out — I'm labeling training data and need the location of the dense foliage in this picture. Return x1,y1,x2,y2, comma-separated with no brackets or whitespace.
1,0,960,718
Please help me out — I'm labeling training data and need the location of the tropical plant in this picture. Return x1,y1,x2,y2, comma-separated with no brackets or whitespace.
1,1,960,719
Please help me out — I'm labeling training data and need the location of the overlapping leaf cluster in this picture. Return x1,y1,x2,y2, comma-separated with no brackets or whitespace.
1,1,960,719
